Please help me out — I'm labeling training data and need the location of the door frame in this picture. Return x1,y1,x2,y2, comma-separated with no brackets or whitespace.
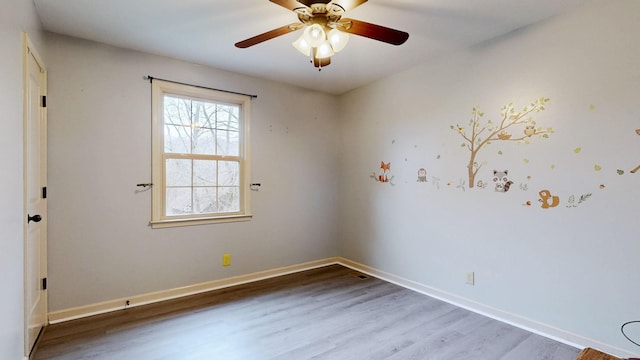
23,33,47,357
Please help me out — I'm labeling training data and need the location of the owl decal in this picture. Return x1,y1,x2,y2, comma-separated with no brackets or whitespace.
524,125,536,137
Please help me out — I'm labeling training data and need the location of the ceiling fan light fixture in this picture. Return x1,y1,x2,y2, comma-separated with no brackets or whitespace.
235,0,408,70
315,40,336,59
327,28,349,53
292,34,312,56
303,24,326,47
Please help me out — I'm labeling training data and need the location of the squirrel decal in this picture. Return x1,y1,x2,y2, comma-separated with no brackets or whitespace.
539,190,560,209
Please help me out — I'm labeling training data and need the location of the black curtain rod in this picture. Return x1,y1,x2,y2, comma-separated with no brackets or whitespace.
144,76,258,99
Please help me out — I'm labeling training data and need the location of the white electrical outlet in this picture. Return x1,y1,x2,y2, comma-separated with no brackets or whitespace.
466,272,475,285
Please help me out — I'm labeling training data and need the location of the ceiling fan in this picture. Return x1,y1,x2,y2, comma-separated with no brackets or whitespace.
235,0,409,69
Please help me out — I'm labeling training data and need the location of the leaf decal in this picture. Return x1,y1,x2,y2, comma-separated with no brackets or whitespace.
578,193,592,204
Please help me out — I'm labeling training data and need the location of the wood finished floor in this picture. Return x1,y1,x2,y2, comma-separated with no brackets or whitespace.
34,265,580,360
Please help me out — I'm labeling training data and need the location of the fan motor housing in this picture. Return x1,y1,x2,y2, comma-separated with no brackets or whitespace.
296,3,344,26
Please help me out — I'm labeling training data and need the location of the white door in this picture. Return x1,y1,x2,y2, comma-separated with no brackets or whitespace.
24,35,47,356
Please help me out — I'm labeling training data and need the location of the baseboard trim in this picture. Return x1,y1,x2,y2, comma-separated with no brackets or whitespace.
335,257,637,359
48,257,339,324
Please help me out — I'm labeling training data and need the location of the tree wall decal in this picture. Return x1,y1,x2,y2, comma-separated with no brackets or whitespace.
451,98,553,188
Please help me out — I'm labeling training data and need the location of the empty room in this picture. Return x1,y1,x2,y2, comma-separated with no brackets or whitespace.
2,0,639,359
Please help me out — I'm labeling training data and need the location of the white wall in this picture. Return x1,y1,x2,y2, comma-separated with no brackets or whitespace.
45,34,340,312
31,0,640,357
0,0,45,358
338,0,640,356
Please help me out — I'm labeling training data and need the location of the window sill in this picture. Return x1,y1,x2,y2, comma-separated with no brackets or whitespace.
150,214,252,229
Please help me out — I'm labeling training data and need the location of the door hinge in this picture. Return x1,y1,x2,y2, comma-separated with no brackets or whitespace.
41,95,47,108
42,186,47,199
42,278,47,291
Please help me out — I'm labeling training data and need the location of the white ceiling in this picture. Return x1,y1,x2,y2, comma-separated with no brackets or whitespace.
33,0,588,95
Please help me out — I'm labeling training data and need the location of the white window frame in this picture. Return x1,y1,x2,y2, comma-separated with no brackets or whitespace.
150,80,251,228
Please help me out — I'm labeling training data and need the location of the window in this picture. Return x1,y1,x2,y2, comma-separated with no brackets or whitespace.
151,80,251,228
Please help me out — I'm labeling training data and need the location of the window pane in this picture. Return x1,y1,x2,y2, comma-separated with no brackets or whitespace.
164,96,193,154
164,96,192,126
166,159,192,186
193,100,217,129
216,104,239,131
218,187,240,213
194,187,217,214
218,161,240,186
217,130,239,156
192,127,216,155
166,187,192,215
194,160,216,186
164,125,191,154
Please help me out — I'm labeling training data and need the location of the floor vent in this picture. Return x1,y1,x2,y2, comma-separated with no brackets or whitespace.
350,273,370,280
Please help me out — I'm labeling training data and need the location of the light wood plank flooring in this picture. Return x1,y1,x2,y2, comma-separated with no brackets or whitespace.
34,265,580,359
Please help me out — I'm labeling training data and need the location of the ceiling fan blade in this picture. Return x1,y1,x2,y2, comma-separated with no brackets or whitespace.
269,0,308,11
331,0,367,11
340,18,409,45
235,23,302,48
